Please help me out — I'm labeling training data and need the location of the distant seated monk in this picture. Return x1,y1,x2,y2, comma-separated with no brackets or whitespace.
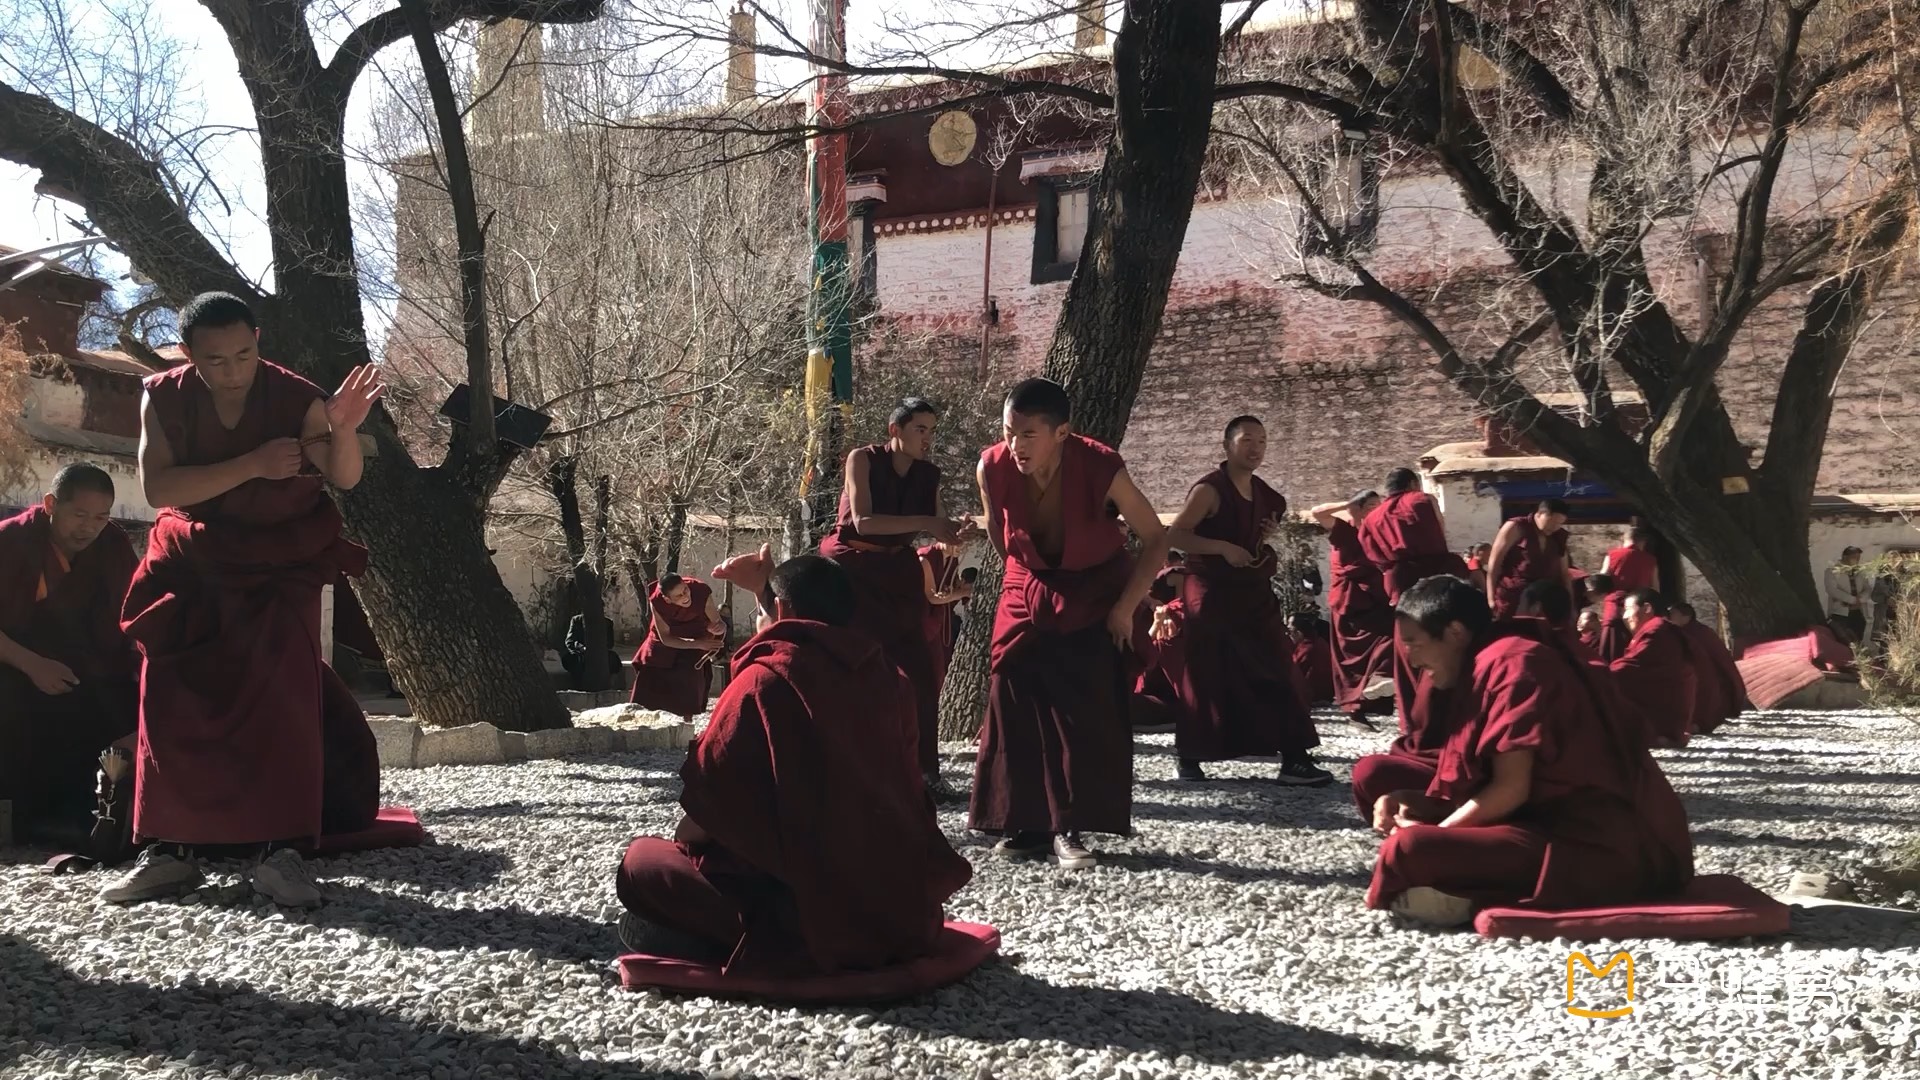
1364,576,1694,927
1130,566,1188,731
0,463,139,844
1586,572,1631,662
1516,577,1591,660
1610,589,1698,749
1288,611,1336,705
1667,602,1749,737
1577,610,1602,653
615,551,972,975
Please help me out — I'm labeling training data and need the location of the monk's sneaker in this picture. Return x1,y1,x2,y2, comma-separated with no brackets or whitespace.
99,846,205,905
1275,758,1336,787
1050,832,1096,871
250,848,323,908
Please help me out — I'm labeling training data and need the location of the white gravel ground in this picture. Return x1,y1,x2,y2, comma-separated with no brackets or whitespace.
4,707,1917,1080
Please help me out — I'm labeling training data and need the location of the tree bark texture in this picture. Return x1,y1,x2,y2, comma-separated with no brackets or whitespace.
549,456,612,692
936,0,1224,742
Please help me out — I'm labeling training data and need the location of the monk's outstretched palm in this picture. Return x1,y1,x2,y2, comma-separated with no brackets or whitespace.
327,365,385,432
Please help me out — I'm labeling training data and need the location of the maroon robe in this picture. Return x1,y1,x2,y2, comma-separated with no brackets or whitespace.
0,506,139,826
630,578,716,717
817,444,943,774
1675,620,1748,736
1292,633,1335,705
1605,545,1658,593
919,544,961,696
969,435,1134,837
1593,590,1632,662
125,361,378,846
1174,465,1316,761
1357,490,1465,603
1326,518,1394,717
1129,597,1187,729
1366,623,1694,910
1490,515,1568,620
1610,616,1698,745
618,619,971,975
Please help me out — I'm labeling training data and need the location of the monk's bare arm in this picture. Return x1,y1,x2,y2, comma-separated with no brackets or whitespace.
302,399,364,490
846,448,944,538
976,460,1004,558
653,610,718,650
138,391,284,508
1166,486,1241,560
1307,500,1349,531
1108,468,1170,620
1438,750,1535,828
1484,521,1521,603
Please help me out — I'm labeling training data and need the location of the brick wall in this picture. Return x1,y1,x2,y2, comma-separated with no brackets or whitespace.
863,126,1920,514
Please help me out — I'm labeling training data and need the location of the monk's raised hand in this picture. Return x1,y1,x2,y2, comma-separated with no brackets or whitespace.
327,364,385,432
713,542,774,598
249,437,305,480
928,517,962,545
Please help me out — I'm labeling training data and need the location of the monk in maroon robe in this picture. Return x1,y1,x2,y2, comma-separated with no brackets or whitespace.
1364,576,1693,925
1357,468,1468,784
918,543,971,698
615,554,971,974
969,379,1168,870
0,464,139,843
1165,417,1329,785
103,292,382,908
1311,493,1395,725
1485,500,1571,620
1129,567,1188,732
820,399,975,789
1602,526,1660,594
1584,572,1632,662
1289,612,1336,706
1667,603,1749,736
1611,590,1699,748
630,573,723,717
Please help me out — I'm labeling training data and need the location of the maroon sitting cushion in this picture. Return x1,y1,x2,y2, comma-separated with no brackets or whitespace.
304,807,427,856
619,920,1000,1003
1474,875,1789,941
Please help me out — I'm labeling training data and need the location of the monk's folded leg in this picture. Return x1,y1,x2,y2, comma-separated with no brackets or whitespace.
615,837,743,961
319,665,380,836
1365,822,1548,911
1349,753,1438,822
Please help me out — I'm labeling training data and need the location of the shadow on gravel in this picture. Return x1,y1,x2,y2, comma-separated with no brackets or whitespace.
276,882,615,964
0,936,738,1080
1095,851,1368,889
427,800,636,825
1130,794,1356,831
312,842,513,892
883,960,1447,1066
1678,792,1915,828
1689,827,1855,853
1676,769,1920,787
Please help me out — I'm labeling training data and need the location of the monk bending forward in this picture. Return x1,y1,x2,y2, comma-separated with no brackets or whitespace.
615,554,971,974
102,292,383,907
969,379,1168,870
1365,576,1693,927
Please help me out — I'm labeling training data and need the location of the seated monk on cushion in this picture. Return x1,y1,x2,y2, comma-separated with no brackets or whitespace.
103,292,383,908
1364,576,1694,927
615,552,972,975
0,463,139,844
1667,602,1748,737
1610,589,1698,749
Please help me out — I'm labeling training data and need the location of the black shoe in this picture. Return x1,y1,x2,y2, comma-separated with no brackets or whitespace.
1275,758,1336,787
992,831,1050,860
923,772,962,802
616,912,729,962
1176,759,1208,782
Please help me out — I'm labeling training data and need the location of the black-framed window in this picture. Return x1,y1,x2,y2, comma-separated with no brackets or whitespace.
1032,179,1092,284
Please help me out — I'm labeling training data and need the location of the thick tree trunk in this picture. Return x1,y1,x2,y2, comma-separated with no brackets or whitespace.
342,458,571,731
664,496,691,574
548,456,612,693
936,0,1224,741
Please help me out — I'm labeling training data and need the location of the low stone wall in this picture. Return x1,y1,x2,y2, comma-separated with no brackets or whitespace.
370,704,699,769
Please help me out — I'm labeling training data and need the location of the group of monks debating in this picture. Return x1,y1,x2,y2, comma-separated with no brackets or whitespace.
2,291,1743,980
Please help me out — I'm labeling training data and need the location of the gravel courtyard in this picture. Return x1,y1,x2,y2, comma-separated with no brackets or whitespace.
4,708,1917,1080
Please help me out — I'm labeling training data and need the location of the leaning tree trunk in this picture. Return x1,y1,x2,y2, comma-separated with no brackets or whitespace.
935,0,1224,741
548,456,612,693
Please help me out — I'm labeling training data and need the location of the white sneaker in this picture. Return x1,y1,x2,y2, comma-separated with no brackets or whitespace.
99,846,205,905
1050,832,1097,871
250,848,324,908
1390,886,1476,927
1361,677,1396,701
